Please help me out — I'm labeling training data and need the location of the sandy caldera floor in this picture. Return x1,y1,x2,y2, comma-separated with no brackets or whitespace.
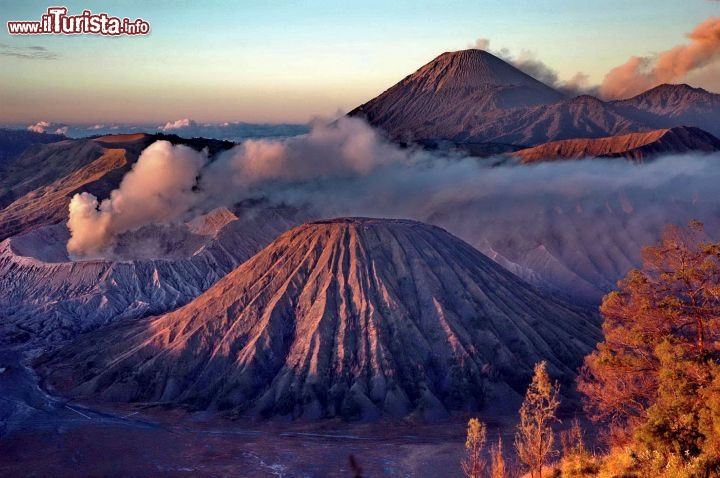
1,344,609,478
0,346,529,477
0,404,522,478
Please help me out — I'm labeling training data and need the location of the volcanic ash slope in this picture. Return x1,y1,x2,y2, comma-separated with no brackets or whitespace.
44,218,600,420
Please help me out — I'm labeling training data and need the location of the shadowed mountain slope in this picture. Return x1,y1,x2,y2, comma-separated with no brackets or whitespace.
0,128,66,164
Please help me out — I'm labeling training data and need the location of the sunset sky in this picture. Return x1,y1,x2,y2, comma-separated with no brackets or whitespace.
1,0,718,124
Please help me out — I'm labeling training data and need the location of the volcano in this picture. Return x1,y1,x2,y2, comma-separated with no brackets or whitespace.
0,133,235,242
349,51,720,154
44,218,599,420
348,49,565,146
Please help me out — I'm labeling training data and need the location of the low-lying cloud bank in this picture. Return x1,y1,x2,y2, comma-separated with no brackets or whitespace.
156,119,311,142
67,117,720,266
26,121,68,135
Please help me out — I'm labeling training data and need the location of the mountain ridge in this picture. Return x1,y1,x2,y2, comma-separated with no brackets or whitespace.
515,126,720,162
612,83,720,137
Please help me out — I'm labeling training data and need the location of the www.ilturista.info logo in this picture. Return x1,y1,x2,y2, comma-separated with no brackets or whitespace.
7,7,150,35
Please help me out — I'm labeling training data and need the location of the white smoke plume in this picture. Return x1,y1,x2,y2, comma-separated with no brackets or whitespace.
67,140,207,258
200,116,406,194
472,38,490,50
65,117,413,258
600,16,720,99
469,37,594,95
66,116,720,298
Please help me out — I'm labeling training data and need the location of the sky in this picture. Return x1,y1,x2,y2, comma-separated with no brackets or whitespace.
0,0,718,124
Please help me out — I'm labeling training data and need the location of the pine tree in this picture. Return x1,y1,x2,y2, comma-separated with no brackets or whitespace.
579,221,720,441
462,418,488,478
514,361,560,478
578,221,720,474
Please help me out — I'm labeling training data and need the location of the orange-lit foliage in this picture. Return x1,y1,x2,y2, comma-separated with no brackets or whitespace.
514,361,560,478
462,418,488,478
490,437,506,478
579,220,720,438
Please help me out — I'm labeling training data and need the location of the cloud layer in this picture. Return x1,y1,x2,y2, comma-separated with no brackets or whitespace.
16,120,310,143
67,117,720,273
0,43,58,60
160,118,197,131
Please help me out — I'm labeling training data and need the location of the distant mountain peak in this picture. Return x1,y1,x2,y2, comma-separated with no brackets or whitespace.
620,83,719,104
436,48,495,59
431,48,503,66
612,83,720,135
348,49,565,145
349,52,720,149
406,48,562,93
642,83,709,95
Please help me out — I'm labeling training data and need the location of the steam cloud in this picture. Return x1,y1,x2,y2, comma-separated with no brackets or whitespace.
473,17,720,99
67,116,720,295
472,38,490,50
470,37,594,95
67,140,206,258
68,117,402,257
600,17,720,99
200,117,406,192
